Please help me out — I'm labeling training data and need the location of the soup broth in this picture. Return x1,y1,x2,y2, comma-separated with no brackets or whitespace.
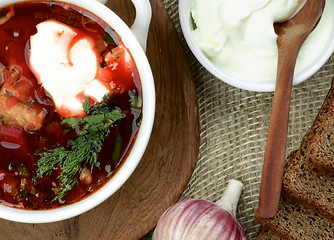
0,1,142,209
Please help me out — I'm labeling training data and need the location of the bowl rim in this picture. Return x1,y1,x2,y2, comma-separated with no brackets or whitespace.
0,0,155,223
179,0,334,92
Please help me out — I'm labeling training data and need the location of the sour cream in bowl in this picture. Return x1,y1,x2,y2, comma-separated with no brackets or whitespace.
179,0,334,92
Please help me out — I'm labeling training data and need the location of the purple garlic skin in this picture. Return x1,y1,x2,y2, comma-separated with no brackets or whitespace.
152,199,247,240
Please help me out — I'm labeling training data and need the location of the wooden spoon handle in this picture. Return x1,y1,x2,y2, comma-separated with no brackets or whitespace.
257,37,302,218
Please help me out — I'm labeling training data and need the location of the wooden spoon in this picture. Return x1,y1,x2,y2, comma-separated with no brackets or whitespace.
258,0,325,219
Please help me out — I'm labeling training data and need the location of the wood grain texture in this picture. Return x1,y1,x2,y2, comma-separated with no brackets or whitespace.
258,0,325,218
0,0,199,239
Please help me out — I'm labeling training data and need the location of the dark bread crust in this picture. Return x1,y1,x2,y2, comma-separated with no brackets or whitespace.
282,149,334,222
256,227,282,240
254,152,334,240
282,80,334,221
255,198,334,240
305,79,334,176
307,120,334,177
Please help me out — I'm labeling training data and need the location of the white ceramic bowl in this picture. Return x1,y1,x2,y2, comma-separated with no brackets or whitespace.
179,0,334,92
0,0,155,223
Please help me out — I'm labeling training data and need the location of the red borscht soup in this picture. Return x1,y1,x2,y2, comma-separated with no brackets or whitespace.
0,1,142,209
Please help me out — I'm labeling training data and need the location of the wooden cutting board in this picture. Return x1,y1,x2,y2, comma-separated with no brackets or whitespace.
0,0,199,239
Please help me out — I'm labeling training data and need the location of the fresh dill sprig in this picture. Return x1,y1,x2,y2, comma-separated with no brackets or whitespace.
35,97,125,201
129,90,139,108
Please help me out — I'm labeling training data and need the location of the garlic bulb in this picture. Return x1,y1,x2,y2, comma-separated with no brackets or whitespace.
152,180,247,240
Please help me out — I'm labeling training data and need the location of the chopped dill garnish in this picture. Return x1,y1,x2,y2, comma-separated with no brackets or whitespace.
27,99,37,106
136,113,143,127
129,90,139,108
105,165,112,178
35,97,125,201
112,133,123,162
5,90,13,97
49,0,55,8
103,33,116,45
128,90,142,127
0,115,5,124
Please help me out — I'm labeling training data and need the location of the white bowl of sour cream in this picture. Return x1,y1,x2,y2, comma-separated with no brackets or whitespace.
179,0,334,92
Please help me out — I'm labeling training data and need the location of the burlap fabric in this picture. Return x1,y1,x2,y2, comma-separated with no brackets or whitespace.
142,1,334,239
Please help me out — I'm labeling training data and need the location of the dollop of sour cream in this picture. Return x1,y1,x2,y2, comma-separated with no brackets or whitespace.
191,0,334,83
29,20,109,118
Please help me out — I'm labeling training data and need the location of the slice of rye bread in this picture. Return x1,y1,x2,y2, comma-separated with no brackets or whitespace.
255,198,334,240
297,79,334,147
306,79,334,177
254,152,334,240
283,148,334,221
282,80,334,221
307,116,334,177
305,79,334,177
256,227,282,240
